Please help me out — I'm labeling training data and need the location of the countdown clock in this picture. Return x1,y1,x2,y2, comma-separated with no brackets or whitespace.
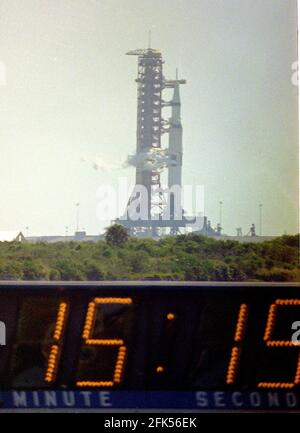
0,281,299,411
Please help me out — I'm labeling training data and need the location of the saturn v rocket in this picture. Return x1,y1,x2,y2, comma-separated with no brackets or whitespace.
168,78,184,228
168,78,183,189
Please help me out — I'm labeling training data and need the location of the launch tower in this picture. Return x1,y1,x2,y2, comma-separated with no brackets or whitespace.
117,47,202,237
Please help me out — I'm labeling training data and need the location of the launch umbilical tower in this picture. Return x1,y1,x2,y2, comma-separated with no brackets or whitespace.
117,47,201,237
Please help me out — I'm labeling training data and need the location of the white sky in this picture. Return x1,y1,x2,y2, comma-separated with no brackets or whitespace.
0,0,298,236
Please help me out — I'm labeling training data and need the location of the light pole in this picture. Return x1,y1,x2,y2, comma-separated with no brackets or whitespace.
219,201,223,228
259,204,263,236
76,203,80,232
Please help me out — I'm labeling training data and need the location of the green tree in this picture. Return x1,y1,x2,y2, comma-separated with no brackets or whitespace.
84,260,105,280
105,224,129,247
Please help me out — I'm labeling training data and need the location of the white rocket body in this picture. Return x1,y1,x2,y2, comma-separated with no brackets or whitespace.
168,83,183,219
168,83,183,188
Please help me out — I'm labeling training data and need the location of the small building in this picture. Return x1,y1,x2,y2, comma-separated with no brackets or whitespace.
26,231,105,243
0,231,26,242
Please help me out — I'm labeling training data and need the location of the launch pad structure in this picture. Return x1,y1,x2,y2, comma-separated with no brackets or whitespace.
117,47,205,237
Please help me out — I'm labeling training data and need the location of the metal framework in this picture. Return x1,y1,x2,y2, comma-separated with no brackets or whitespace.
118,48,202,237
133,49,164,229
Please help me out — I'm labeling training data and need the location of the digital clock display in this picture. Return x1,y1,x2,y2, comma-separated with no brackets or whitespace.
0,282,300,410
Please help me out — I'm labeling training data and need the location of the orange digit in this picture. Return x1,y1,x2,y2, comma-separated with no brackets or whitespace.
258,299,300,389
45,302,68,384
76,297,133,388
226,304,249,384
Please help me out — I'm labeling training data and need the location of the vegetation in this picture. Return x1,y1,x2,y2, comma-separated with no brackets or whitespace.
0,233,298,282
105,224,129,247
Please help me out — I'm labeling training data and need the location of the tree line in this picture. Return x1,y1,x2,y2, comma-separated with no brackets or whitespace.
0,226,298,282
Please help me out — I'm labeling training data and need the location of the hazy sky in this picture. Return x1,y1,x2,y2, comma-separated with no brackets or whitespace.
0,0,298,236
